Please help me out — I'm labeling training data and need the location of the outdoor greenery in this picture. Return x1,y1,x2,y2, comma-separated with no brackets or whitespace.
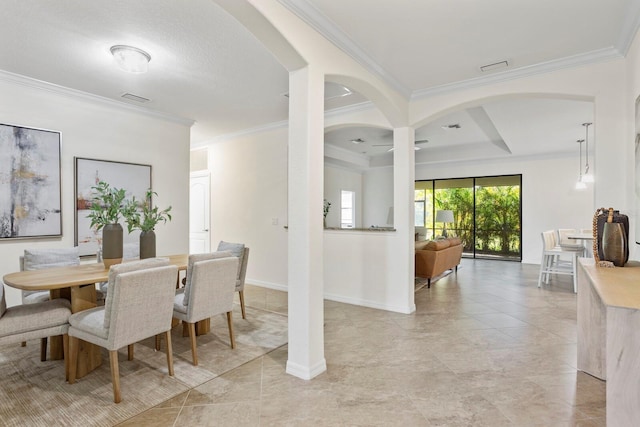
416,178,521,259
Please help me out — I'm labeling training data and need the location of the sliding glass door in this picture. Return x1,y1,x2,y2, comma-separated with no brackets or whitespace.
415,174,522,261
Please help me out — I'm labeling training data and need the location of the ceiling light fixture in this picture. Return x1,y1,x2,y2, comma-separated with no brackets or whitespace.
582,122,594,183
350,138,365,144
110,45,151,73
575,139,587,190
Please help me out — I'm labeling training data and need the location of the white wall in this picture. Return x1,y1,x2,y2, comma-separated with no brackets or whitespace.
206,127,289,289
627,29,640,250
324,165,363,228
416,153,594,264
362,166,394,227
0,76,191,307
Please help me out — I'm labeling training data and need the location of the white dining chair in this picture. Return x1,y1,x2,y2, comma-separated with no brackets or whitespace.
67,258,178,403
538,230,582,293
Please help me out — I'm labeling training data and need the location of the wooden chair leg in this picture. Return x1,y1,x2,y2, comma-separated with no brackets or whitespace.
239,290,246,319
164,330,174,376
62,334,69,382
226,311,235,349
40,337,47,361
188,322,198,366
21,341,26,347
68,336,79,384
155,334,161,351
109,350,121,403
127,344,134,361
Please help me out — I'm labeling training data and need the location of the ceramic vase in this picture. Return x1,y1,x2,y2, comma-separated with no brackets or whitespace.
102,223,123,268
602,222,627,267
139,230,156,259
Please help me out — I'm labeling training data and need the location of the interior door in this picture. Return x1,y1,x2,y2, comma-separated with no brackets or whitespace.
189,171,210,254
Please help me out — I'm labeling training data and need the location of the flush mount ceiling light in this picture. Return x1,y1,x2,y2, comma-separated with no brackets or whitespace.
110,45,151,73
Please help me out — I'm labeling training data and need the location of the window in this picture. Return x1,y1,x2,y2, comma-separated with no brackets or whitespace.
341,190,355,228
415,175,522,261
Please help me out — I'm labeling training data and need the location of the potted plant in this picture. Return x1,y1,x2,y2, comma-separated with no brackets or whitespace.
123,189,172,259
87,181,127,267
323,199,331,228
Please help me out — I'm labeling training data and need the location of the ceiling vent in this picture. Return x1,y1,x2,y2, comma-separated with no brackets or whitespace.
480,60,509,72
441,123,461,130
350,138,365,144
121,92,150,103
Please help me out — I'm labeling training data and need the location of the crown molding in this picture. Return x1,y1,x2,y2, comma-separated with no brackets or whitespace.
411,47,624,100
0,69,194,126
324,100,376,118
278,0,412,99
617,0,640,55
195,118,290,148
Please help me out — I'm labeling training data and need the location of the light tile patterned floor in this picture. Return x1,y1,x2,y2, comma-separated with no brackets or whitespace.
119,259,606,426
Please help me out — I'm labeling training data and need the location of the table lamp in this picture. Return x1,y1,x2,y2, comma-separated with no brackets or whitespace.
436,210,454,237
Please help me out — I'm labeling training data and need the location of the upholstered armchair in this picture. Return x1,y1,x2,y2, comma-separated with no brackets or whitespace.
20,247,80,359
217,241,250,319
173,256,238,366
67,258,178,403
0,283,72,378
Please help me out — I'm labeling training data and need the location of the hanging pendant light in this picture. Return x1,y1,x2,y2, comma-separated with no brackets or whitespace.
576,139,586,190
582,122,594,183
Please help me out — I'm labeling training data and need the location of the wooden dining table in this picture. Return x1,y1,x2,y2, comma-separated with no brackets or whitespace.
3,254,188,379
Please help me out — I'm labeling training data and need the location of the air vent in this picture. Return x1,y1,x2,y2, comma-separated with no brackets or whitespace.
441,124,461,130
121,93,150,103
350,138,365,144
480,60,509,72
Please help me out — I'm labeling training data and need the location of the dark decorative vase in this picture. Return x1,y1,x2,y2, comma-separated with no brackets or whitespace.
102,223,123,268
602,222,627,267
139,230,156,259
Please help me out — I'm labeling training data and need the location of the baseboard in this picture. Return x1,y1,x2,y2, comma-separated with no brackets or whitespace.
324,292,415,314
286,358,327,380
246,279,288,292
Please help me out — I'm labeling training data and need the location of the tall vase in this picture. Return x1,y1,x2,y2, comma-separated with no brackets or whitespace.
139,230,156,259
602,222,627,267
102,223,123,268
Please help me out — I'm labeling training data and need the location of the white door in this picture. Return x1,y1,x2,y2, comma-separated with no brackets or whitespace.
189,171,210,254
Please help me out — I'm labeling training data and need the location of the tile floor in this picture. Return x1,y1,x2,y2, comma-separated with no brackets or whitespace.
119,259,606,426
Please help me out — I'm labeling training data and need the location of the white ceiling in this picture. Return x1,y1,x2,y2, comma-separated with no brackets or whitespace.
0,0,637,163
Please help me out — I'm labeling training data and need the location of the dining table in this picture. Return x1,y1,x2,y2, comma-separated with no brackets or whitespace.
3,254,188,379
567,233,594,257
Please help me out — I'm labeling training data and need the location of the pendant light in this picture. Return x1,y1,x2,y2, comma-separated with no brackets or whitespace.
582,122,594,183
575,139,586,190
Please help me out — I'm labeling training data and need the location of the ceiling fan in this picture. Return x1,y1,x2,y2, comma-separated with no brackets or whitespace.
372,139,429,151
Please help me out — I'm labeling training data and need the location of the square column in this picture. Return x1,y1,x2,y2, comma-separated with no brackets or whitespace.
286,65,327,379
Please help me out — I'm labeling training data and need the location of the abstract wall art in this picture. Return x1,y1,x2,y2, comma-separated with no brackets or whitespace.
0,123,62,239
75,157,151,256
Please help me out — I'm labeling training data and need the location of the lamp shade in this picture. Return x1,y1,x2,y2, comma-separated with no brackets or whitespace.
435,210,454,223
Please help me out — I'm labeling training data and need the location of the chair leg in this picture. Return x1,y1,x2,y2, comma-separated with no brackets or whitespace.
155,334,162,351
40,337,48,361
68,336,79,384
239,290,246,319
109,350,122,403
188,322,198,366
21,341,26,347
62,334,69,382
164,330,174,376
127,344,134,361
427,278,431,289
226,311,235,349
572,253,578,293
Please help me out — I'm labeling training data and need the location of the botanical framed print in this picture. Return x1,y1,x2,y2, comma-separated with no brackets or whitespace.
75,157,151,256
0,123,62,239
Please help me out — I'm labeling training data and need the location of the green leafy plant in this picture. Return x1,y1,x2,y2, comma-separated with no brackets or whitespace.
123,189,172,233
323,199,331,219
87,181,127,230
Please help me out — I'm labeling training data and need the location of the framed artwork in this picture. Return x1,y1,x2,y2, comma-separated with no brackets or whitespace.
0,123,62,239
75,157,151,256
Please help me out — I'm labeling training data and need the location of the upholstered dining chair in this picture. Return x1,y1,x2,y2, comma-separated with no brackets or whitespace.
97,242,140,297
20,247,80,359
217,241,250,319
67,258,178,403
173,256,238,366
0,283,72,378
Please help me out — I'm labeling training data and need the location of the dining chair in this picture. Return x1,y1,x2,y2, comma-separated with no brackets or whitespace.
97,242,140,298
172,256,238,366
538,230,582,292
0,283,72,378
67,258,178,403
20,247,80,359
217,241,250,319
557,228,586,256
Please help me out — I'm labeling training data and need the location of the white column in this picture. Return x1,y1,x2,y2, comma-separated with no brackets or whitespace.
392,127,416,314
286,65,327,380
